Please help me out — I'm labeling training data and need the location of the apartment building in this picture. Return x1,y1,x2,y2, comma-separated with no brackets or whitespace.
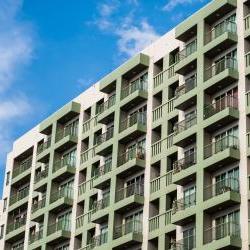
1,0,250,249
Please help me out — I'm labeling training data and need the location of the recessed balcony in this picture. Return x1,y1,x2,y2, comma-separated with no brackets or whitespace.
172,152,196,185
175,39,197,75
6,217,26,241
81,232,108,250
203,96,239,132
34,165,48,191
204,57,238,95
75,211,95,235
204,20,237,57
203,221,241,249
91,195,110,224
203,135,240,172
112,220,143,250
172,193,196,225
120,79,148,110
114,183,144,212
246,91,250,116
9,188,29,211
174,75,197,110
244,13,250,39
37,138,51,162
29,229,43,246
169,235,196,250
173,115,197,147
203,177,240,213
97,95,116,124
31,197,46,222
246,52,250,77
95,127,114,156
119,112,146,143
52,158,76,181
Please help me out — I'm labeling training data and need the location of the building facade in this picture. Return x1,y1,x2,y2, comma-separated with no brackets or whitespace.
1,0,250,249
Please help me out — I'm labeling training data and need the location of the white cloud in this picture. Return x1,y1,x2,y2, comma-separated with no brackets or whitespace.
163,0,204,11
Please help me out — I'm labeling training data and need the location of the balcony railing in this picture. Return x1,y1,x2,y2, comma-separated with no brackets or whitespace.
113,220,142,239
82,232,108,250
92,195,110,213
120,112,146,132
149,209,172,232
47,219,71,235
117,146,145,167
204,177,239,201
55,124,78,142
12,156,32,179
175,75,196,98
37,138,51,155
175,39,197,62
247,132,250,148
34,165,48,183
115,183,144,202
150,171,173,193
152,98,175,122
9,187,29,206
32,197,46,213
6,216,26,234
204,135,239,159
204,221,240,244
76,211,93,229
53,157,76,173
151,134,174,157
245,13,250,30
82,116,98,134
78,179,93,197
204,57,237,81
121,78,147,100
205,20,236,44
95,127,114,146
204,96,238,119
246,52,250,68
172,193,196,214
29,229,43,244
173,152,196,174
50,187,73,203
97,95,116,114
174,115,197,135
93,160,112,179
169,235,196,250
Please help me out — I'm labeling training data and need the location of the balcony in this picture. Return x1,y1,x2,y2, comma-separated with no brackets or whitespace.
203,96,239,132
92,160,112,189
175,39,197,75
54,126,78,152
119,112,146,143
172,193,196,225
204,20,237,57
34,165,48,191
173,115,197,147
80,146,98,169
148,209,175,239
203,178,240,213
246,91,250,116
81,232,108,250
203,221,241,249
174,75,197,110
173,152,196,185
9,188,29,211
31,197,46,222
114,183,144,212
6,217,26,241
246,52,250,76
112,220,142,249
169,235,196,250
247,133,250,157
203,135,240,172
37,138,51,162
244,13,250,39
150,171,173,194
78,179,94,202
116,147,145,177
52,158,76,181
91,195,110,223
97,95,116,124
204,57,238,95
95,127,114,156
29,229,43,246
49,187,73,212
120,78,147,110
47,220,71,244
12,157,32,185
82,116,98,137
75,211,94,235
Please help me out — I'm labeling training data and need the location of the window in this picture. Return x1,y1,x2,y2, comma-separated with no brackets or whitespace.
184,186,196,208
0,225,4,239
57,211,71,231
3,198,7,212
183,228,195,250
6,172,10,186
62,149,76,167
12,241,24,250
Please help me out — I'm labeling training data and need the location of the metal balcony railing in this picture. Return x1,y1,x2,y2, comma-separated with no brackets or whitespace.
169,235,196,250
95,126,114,146
92,195,110,213
93,160,112,179
121,78,147,100
246,52,250,68
53,156,76,173
204,177,239,201
37,138,51,155
6,216,26,234
173,152,196,174
115,183,144,202
34,165,48,183
204,135,239,159
204,95,238,119
9,187,29,206
29,229,43,244
32,197,46,213
50,187,73,203
245,13,250,30
204,57,237,81
149,209,172,232
55,124,78,142
97,95,116,114
205,20,236,44
47,219,71,235
12,156,32,179
175,39,197,62
175,75,197,98
174,115,197,135
81,232,108,250
172,193,196,214
113,220,142,239
204,221,240,244
117,146,145,167
119,112,146,132
150,171,173,194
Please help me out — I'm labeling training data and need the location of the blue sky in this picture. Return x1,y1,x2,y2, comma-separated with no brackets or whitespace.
0,0,210,195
